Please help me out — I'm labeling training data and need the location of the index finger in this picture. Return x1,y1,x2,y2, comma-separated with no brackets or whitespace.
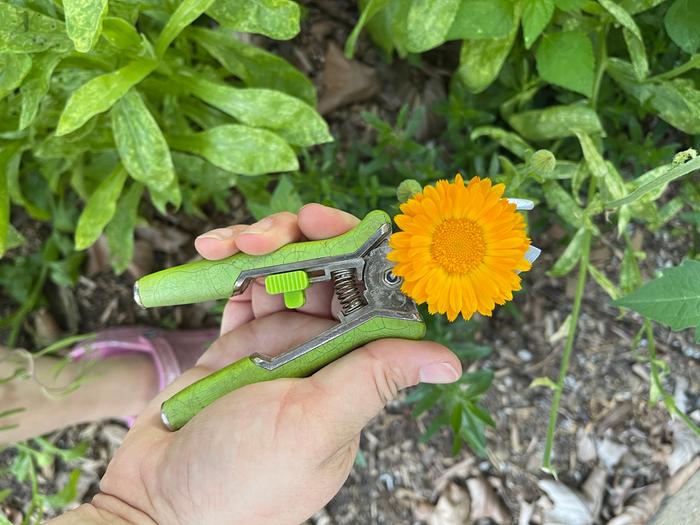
297,204,359,240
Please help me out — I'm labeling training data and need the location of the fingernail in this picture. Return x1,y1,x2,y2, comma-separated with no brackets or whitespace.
419,362,460,384
243,217,273,235
196,228,235,242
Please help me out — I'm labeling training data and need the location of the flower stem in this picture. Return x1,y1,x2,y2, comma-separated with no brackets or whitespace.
645,320,700,438
541,227,592,475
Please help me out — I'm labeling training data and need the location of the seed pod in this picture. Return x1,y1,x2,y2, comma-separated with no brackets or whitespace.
397,179,423,203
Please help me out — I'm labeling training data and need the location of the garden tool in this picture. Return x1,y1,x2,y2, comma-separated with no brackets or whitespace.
134,206,540,431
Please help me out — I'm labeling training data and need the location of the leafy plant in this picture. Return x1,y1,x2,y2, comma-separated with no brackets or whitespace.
344,0,700,472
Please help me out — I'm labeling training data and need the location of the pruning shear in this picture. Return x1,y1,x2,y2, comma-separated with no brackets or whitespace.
134,206,540,431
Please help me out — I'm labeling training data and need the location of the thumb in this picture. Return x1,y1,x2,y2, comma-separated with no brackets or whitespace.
308,339,461,443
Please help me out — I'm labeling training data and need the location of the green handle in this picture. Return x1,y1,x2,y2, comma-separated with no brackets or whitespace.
161,316,425,430
135,210,390,308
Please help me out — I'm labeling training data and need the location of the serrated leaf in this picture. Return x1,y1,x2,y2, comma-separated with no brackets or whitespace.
522,0,554,49
169,125,298,176
664,0,700,54
456,1,521,94
549,227,586,277
346,0,389,58
190,27,315,105
406,0,461,52
111,89,176,193
57,59,155,136
19,50,64,130
74,165,128,250
207,0,301,41
105,182,143,274
614,259,700,341
179,76,332,147
0,3,71,53
0,54,32,102
156,0,217,57
447,0,514,41
64,0,108,52
536,30,595,97
508,105,603,141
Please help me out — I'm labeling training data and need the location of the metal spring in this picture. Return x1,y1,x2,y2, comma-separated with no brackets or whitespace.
331,269,365,315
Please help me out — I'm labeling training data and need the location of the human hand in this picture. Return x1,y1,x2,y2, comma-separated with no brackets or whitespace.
52,205,461,525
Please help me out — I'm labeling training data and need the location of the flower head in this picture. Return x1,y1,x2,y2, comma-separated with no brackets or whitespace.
388,174,532,321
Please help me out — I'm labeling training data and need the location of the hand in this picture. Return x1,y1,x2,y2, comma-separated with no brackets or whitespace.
52,204,461,525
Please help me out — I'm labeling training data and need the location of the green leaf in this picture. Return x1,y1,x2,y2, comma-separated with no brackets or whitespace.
105,182,143,274
619,0,665,14
555,0,586,9
614,260,700,341
508,105,603,141
366,0,410,57
470,126,532,159
207,0,301,41
588,263,621,300
447,0,514,41
543,180,584,227
74,165,128,250
549,227,586,277
620,244,643,293
536,31,595,97
169,125,298,176
607,60,700,134
623,28,649,80
575,132,607,179
156,0,217,57
456,1,521,94
111,90,176,193
599,0,642,40
607,155,700,208
664,0,700,54
249,175,304,219
180,76,332,147
19,50,64,130
406,0,461,52
0,3,71,53
346,0,389,58
101,16,142,50
63,0,108,52
522,0,554,49
190,27,316,106
0,54,32,102
530,376,558,390
45,469,81,508
57,59,156,136
0,148,11,258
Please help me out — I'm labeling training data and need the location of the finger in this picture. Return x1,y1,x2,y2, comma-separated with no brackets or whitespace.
235,212,303,255
220,296,255,335
298,204,359,240
195,224,249,260
307,339,461,445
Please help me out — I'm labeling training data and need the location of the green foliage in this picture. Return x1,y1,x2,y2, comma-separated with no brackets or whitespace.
615,260,700,342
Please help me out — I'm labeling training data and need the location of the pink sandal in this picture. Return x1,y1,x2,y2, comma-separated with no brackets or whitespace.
69,326,219,425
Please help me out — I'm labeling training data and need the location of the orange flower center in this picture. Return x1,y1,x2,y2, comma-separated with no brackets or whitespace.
430,218,486,274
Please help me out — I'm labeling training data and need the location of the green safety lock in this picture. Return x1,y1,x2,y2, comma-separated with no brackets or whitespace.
264,270,310,309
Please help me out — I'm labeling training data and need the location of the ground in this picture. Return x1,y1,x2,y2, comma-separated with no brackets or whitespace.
2,1,700,524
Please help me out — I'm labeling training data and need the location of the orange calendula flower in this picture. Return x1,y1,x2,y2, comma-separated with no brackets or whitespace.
388,174,534,321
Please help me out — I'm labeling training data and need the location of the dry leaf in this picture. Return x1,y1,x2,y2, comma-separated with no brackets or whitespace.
581,466,607,518
467,476,511,524
538,479,594,525
414,482,470,525
86,235,111,275
667,420,700,476
608,483,665,525
577,429,597,463
317,42,379,114
597,437,628,472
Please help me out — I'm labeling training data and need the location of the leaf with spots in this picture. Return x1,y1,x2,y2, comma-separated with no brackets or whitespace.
63,0,108,52
0,3,71,53
207,0,301,41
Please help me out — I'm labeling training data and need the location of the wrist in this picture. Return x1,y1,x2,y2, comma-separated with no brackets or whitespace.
46,494,157,525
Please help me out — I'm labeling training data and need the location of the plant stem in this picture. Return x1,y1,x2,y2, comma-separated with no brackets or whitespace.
6,265,48,348
645,320,700,438
541,227,592,474
590,24,609,109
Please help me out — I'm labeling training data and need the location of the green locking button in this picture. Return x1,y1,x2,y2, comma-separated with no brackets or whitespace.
265,270,310,309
